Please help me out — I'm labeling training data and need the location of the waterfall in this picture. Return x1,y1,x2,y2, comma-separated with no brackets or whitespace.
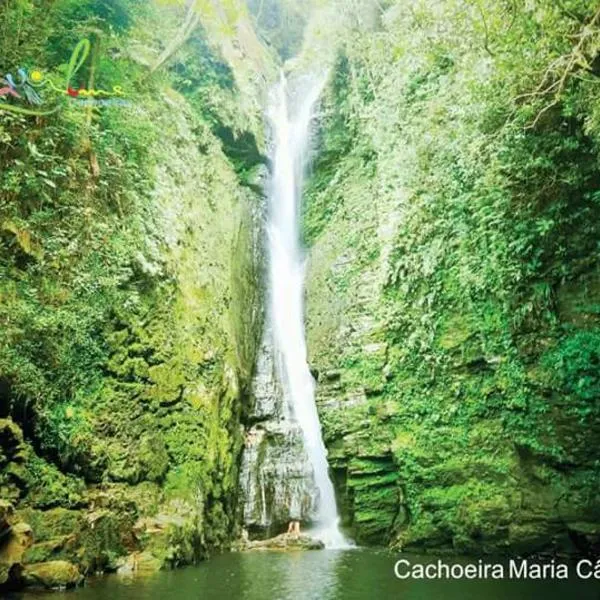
266,73,347,548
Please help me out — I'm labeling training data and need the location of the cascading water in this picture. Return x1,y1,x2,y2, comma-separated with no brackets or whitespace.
266,73,347,548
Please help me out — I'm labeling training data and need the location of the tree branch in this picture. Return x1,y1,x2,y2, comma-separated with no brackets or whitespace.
476,0,495,57
517,5,600,128
151,0,201,74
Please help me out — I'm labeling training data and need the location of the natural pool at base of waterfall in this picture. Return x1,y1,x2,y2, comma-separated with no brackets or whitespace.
10,549,600,600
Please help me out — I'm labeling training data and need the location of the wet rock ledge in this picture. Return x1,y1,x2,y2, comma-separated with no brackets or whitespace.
238,533,324,552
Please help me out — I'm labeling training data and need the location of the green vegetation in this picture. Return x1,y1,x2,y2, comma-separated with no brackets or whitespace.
0,0,268,585
304,0,600,552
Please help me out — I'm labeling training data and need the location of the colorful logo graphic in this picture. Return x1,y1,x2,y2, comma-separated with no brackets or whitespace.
0,68,46,112
0,39,127,116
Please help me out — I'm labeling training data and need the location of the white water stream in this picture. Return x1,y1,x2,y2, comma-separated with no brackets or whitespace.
266,74,347,548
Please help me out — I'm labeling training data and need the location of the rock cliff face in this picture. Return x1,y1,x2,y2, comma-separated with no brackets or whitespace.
0,0,273,590
239,336,318,538
302,0,600,554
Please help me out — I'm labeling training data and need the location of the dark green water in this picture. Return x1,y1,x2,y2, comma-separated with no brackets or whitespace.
11,550,600,600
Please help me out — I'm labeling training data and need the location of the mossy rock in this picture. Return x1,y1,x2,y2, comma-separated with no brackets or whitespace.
397,514,454,551
138,435,169,483
147,363,186,406
23,560,83,589
22,536,75,565
0,419,25,461
507,522,568,555
24,457,86,509
134,501,201,568
556,270,600,328
0,420,28,502
17,508,84,543
77,510,134,572
0,0,265,571
18,506,136,573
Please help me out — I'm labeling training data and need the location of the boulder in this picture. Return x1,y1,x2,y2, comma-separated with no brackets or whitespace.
0,520,33,586
22,560,83,589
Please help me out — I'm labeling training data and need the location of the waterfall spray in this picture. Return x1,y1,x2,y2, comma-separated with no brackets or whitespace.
266,73,347,548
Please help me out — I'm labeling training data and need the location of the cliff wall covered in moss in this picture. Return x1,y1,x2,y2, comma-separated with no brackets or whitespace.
0,0,272,589
304,0,600,553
